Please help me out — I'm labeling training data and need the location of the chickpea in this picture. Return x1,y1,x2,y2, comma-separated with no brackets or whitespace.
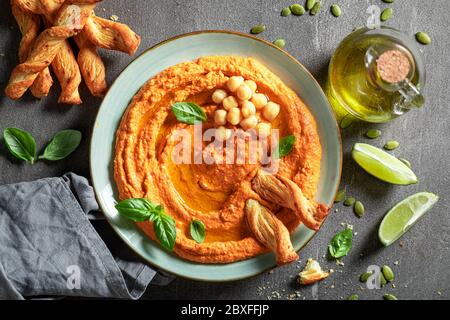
215,126,232,141
263,102,280,122
245,80,257,92
226,107,242,126
214,109,227,126
257,122,272,137
212,89,228,104
240,115,258,130
251,93,268,110
227,76,245,93
236,84,253,101
222,96,238,110
241,101,256,118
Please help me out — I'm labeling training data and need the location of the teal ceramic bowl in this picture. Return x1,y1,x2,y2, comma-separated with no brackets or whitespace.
90,31,342,282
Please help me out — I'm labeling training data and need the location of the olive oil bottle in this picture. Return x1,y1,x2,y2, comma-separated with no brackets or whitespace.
327,27,426,123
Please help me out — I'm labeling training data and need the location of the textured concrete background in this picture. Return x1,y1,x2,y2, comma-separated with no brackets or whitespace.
0,0,449,300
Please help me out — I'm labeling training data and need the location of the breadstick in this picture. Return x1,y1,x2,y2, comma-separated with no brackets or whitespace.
11,2,53,98
74,32,107,97
11,2,39,62
83,15,141,55
245,199,299,266
36,1,83,104
5,1,99,100
51,39,82,104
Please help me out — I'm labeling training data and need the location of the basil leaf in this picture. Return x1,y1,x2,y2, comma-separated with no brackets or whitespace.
115,198,158,222
115,198,177,251
171,102,207,125
39,129,81,161
153,212,177,251
3,128,37,164
190,219,206,244
328,228,353,259
274,135,296,159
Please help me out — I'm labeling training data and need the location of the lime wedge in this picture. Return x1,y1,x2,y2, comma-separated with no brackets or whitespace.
352,143,418,185
379,192,439,246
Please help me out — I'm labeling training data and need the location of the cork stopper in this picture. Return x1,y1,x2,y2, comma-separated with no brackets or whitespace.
376,50,411,84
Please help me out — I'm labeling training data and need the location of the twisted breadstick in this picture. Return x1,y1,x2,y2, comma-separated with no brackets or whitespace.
252,170,330,231
11,2,39,63
5,1,99,100
34,1,83,104
51,39,82,104
11,2,53,98
245,199,299,266
83,14,141,55
74,32,107,97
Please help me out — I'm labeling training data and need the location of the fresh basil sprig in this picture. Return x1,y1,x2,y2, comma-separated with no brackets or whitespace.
328,228,353,259
115,198,177,251
3,128,37,164
190,219,206,244
274,135,296,159
2,128,81,164
171,102,207,125
39,130,81,161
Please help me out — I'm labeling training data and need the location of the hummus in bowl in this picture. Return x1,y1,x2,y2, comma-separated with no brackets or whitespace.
114,55,329,264
90,30,342,281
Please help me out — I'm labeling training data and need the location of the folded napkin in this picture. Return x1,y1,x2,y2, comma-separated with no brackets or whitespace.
0,173,172,300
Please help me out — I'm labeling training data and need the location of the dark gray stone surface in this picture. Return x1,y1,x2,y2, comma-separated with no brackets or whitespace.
0,0,448,300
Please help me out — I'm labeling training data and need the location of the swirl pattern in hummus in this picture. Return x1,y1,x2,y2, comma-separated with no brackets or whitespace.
114,56,323,264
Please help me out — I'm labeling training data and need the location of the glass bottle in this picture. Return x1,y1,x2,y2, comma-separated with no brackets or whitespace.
327,26,426,123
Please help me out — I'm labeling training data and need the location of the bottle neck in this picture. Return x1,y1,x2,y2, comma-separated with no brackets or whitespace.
365,44,425,113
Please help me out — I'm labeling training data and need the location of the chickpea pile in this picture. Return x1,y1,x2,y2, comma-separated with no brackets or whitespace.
212,76,280,141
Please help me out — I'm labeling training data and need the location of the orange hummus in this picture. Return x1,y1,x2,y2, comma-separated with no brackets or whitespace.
114,56,323,264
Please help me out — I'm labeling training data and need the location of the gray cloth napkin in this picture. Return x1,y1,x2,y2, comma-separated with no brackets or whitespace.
0,173,170,300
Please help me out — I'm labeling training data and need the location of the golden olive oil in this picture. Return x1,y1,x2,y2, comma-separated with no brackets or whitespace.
327,27,425,123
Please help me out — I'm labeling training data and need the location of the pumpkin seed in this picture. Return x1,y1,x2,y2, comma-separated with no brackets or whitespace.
335,189,346,203
383,294,398,300
281,7,292,17
250,24,266,35
366,129,381,139
379,273,387,287
290,4,305,16
306,0,316,10
360,272,373,283
380,8,393,21
344,197,356,207
382,265,395,282
398,158,411,168
384,140,400,150
382,0,395,3
347,294,359,300
354,201,365,218
331,4,341,17
310,1,321,15
273,38,286,49
340,114,355,129
416,32,431,45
